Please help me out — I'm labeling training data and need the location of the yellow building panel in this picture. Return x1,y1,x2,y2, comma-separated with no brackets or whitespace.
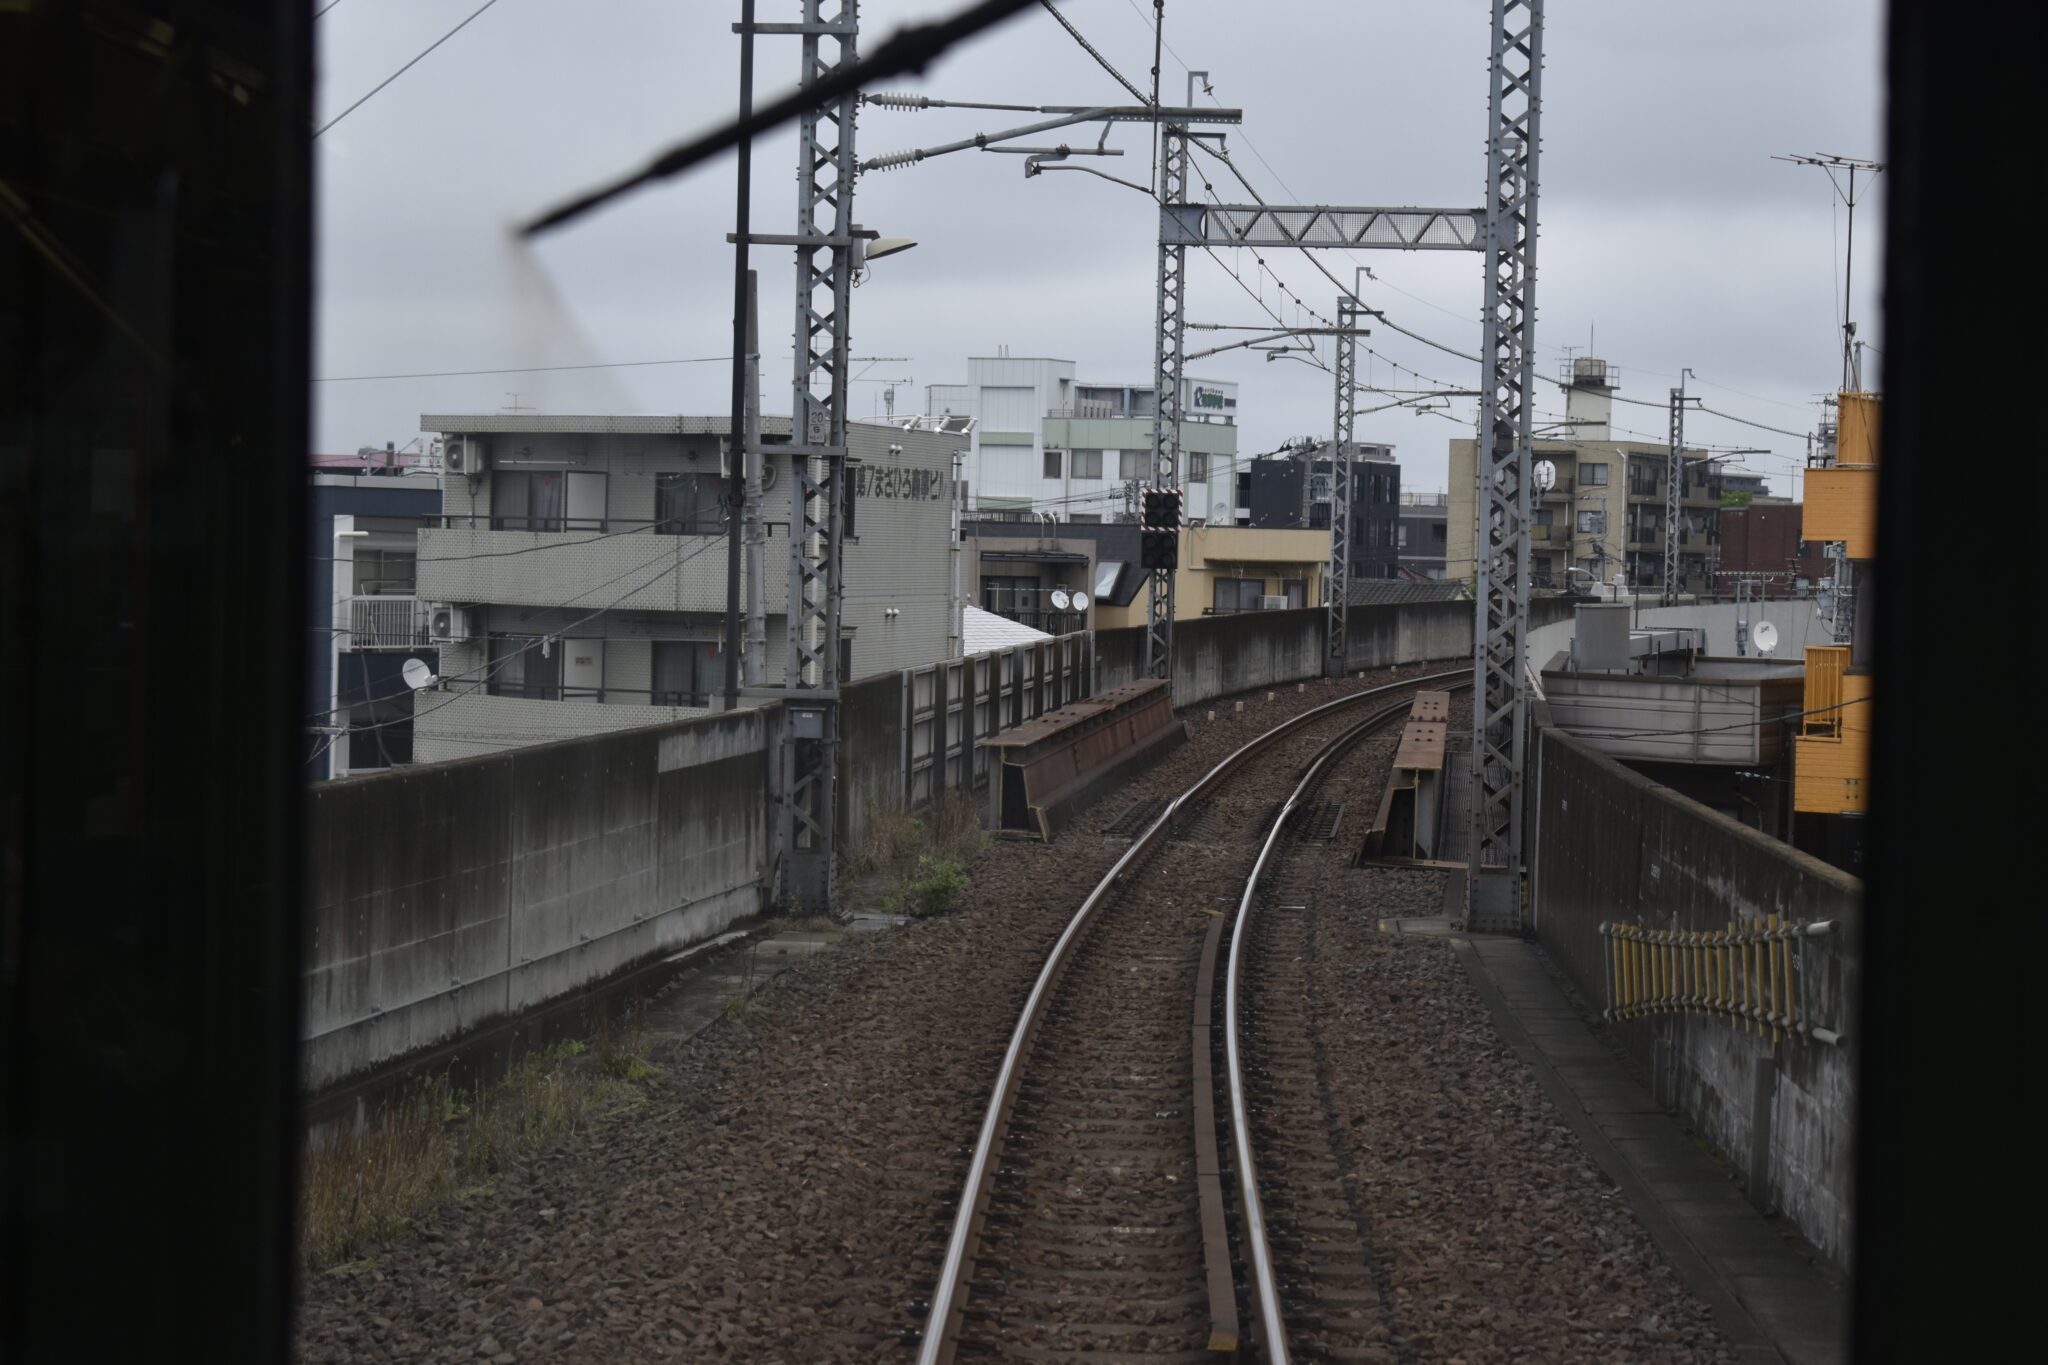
1794,737,1869,813
1804,466,1878,558
1794,670,1871,815
1837,392,1881,466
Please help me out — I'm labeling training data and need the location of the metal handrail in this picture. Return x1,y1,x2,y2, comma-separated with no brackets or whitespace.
916,667,1468,1365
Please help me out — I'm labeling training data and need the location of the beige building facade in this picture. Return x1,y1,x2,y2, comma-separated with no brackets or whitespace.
1448,360,1725,595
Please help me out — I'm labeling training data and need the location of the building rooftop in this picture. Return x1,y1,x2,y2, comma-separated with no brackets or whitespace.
963,605,1054,653
1346,579,1470,606
421,414,798,435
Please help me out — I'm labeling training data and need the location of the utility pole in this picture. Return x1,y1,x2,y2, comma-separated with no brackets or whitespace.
1663,368,1694,605
1327,295,1369,671
1144,76,1198,682
734,0,860,915
723,0,756,710
1774,152,1884,392
1467,0,1544,931
742,270,767,685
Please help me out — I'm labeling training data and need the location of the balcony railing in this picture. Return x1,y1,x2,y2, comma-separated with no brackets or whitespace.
348,596,429,650
436,514,734,536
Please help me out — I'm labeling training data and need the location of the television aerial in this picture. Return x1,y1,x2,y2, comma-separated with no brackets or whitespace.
1752,620,1780,656
401,657,438,691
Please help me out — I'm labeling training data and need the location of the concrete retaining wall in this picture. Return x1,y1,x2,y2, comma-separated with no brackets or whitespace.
303,706,776,1090
1530,715,1858,1264
303,600,1489,1089
1093,598,1501,706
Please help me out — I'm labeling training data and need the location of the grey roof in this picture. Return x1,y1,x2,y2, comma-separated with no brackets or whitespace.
1346,578,1470,607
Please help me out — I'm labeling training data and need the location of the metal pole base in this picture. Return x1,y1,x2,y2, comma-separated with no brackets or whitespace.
1466,869,1522,935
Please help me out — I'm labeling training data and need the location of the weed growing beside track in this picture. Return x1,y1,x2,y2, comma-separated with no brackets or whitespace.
844,792,989,919
299,1004,654,1272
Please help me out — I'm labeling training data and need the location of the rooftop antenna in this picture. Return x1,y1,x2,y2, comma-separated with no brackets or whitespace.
500,391,536,412
1774,152,1884,391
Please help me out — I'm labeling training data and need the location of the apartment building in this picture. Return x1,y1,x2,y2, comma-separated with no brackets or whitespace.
1240,442,1401,579
1720,501,1829,596
307,450,441,780
962,518,1329,632
411,414,965,763
1396,491,1451,580
1448,359,1723,594
926,354,1241,525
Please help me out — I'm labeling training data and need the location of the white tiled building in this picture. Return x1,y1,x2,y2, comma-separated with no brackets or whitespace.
410,414,965,763
926,355,1241,524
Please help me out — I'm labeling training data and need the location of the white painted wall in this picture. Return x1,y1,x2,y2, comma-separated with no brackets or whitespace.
1530,599,1839,672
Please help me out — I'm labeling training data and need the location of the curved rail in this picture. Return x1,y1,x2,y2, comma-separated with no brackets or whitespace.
1223,678,1472,1362
917,668,1466,1365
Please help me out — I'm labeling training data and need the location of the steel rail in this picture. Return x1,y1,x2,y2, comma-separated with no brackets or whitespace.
916,667,1468,1364
1222,678,1473,1361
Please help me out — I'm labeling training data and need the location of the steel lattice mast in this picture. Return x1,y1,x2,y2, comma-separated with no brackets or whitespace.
1327,296,1366,666
1664,374,1687,603
1145,118,1192,680
1468,0,1543,930
778,0,860,912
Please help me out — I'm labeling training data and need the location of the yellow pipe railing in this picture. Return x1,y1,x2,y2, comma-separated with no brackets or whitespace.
1599,917,1843,1046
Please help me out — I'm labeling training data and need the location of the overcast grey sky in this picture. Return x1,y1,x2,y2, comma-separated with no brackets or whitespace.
313,1,1885,498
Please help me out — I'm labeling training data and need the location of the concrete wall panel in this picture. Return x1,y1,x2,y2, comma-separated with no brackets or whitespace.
1531,718,1858,1264
304,708,771,1089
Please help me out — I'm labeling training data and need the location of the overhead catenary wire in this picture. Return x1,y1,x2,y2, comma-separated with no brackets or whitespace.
1039,0,1149,103
1592,695,1868,741
1171,75,1827,449
315,0,504,139
316,356,735,383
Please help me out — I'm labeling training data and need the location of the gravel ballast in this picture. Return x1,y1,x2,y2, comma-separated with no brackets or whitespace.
294,667,1738,1363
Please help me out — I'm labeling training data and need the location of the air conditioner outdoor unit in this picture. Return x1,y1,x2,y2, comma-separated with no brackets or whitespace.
427,604,472,643
444,436,488,476
1259,595,1289,610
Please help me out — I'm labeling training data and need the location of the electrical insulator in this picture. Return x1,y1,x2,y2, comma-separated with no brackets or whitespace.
860,148,925,173
862,92,933,110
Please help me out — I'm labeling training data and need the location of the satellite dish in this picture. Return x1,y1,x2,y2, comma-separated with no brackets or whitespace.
1752,620,1780,655
1533,459,1557,493
1071,591,1090,611
401,657,437,691
1049,588,1072,610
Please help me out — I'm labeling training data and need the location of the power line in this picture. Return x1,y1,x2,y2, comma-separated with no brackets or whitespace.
1593,695,1867,741
1172,78,1823,444
316,356,733,383
1039,0,1148,103
315,0,505,139
1693,406,1814,441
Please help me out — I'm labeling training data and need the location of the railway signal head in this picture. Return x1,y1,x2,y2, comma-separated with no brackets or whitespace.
1140,488,1181,569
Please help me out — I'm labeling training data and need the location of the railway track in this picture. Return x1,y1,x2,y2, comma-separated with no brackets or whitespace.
917,670,1468,1364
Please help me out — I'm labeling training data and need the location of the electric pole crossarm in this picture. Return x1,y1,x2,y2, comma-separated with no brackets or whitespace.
1163,205,1485,250
1185,325,1371,363
862,106,1239,173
